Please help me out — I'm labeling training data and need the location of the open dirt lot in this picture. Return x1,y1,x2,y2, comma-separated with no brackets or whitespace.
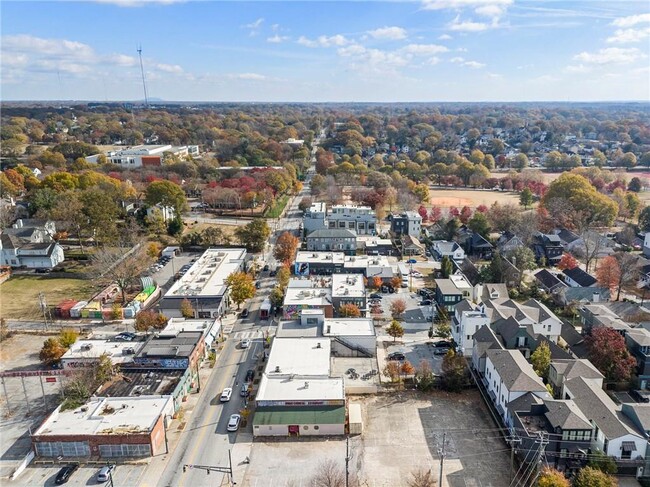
1,276,96,320
244,391,511,487
428,188,521,209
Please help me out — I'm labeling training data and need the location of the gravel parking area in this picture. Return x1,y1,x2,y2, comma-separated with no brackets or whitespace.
243,391,510,487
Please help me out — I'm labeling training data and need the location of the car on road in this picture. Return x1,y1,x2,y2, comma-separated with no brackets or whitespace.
411,271,423,278
380,285,395,293
387,352,406,361
255,281,261,289
245,369,255,382
241,338,251,349
240,308,249,318
263,264,270,271
115,332,136,341
97,464,115,483
434,340,453,348
240,383,250,397
369,293,382,299
55,463,79,485
407,259,417,264
433,347,451,355
220,387,233,402
420,300,432,306
369,299,382,305
227,414,241,431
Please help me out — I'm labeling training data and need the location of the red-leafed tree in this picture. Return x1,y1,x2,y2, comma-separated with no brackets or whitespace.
448,206,459,218
557,253,579,271
476,204,488,213
429,206,442,224
372,276,383,289
586,327,637,382
459,206,473,224
418,205,428,222
596,256,621,294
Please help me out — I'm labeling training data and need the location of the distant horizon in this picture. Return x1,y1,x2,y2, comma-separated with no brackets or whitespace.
3,99,650,105
2,1,649,102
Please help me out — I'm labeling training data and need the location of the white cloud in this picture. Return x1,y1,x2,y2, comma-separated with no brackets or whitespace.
245,18,264,29
448,17,491,32
106,54,137,66
236,73,267,81
298,35,349,48
2,53,28,67
607,27,650,44
267,35,290,44
155,63,183,74
401,43,448,55
2,34,95,60
612,13,650,28
574,47,643,65
487,72,503,79
450,56,485,68
565,64,589,73
474,4,505,18
425,57,441,65
337,44,409,72
422,0,511,10
367,26,408,40
438,34,453,40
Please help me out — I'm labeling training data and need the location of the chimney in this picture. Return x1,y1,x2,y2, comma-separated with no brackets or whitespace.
593,292,600,303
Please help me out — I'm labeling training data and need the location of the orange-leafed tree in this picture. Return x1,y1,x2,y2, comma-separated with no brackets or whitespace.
372,276,383,289
557,253,579,271
390,298,407,319
273,232,300,266
338,303,361,318
596,256,621,294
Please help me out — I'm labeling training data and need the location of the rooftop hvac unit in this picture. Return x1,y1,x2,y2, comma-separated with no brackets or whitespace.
81,344,93,351
344,289,349,295
217,252,225,257
275,366,281,373
316,342,321,348
304,381,309,389
215,258,222,262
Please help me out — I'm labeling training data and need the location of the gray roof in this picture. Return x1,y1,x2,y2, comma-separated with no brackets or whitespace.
433,240,461,253
482,283,509,300
508,391,544,413
563,267,597,287
544,399,593,431
559,287,610,303
494,317,529,344
626,328,650,347
551,359,603,381
535,269,566,291
565,377,641,440
136,331,203,359
622,404,650,433
435,279,462,296
454,299,475,314
486,349,547,393
307,229,356,239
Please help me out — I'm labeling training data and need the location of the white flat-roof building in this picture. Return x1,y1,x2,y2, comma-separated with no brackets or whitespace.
163,317,221,350
86,144,199,168
61,339,145,370
283,277,333,319
331,274,366,313
294,252,393,280
159,248,246,319
303,203,377,236
253,337,345,437
32,395,174,459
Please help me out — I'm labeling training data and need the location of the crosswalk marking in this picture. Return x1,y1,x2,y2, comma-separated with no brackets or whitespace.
232,330,264,339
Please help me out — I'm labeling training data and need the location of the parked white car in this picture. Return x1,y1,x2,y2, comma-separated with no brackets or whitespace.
227,414,241,432
220,388,232,402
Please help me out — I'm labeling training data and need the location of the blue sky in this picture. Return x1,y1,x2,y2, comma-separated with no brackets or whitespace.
2,0,649,101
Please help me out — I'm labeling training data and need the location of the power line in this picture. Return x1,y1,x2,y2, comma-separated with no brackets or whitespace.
137,45,149,108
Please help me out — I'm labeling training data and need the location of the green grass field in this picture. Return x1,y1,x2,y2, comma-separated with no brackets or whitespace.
1,276,97,319
264,195,290,218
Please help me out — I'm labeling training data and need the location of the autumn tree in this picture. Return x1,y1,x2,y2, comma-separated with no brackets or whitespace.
58,328,79,348
586,326,637,382
274,232,300,266
276,265,291,289
406,469,436,487
145,180,187,215
530,341,551,379
415,359,436,391
180,298,195,318
611,252,640,301
39,338,66,365
588,450,618,475
573,467,617,487
467,211,491,239
401,360,415,382
537,467,570,487
596,256,621,295
441,349,468,392
557,253,579,271
225,271,256,309
338,303,361,318
234,219,271,253
386,320,405,342
390,299,407,319
390,276,402,289
92,242,153,304
269,286,285,308
459,206,472,224
383,360,401,383
135,310,168,333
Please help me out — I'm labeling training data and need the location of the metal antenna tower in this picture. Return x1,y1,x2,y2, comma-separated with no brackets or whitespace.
137,45,149,107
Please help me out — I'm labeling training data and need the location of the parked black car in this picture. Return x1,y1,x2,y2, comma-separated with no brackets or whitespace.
240,308,249,318
55,463,80,485
245,369,255,382
630,390,650,403
263,264,270,271
387,352,405,361
369,293,382,299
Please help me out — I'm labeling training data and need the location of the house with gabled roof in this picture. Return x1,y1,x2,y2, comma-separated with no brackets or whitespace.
562,267,597,288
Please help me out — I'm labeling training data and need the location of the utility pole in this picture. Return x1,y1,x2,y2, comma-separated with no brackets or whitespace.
438,432,446,487
38,292,48,330
137,45,149,108
345,435,350,487
507,432,522,484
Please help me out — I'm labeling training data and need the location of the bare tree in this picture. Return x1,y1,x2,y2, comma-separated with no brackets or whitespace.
407,469,437,487
309,460,350,487
92,242,153,304
614,252,640,301
325,176,343,205
574,227,605,274
398,191,418,212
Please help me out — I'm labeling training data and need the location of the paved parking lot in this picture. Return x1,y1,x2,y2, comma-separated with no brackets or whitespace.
243,391,510,487
381,338,447,375
373,289,436,325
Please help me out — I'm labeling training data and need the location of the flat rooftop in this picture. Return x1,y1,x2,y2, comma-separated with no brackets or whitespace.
331,274,365,298
256,375,344,403
136,331,203,359
276,320,320,338
165,248,246,298
100,370,184,397
61,340,144,364
266,337,331,376
34,396,173,436
324,318,375,337
284,279,332,307
164,317,219,335
296,251,346,265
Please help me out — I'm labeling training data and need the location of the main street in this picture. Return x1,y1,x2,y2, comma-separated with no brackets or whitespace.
144,135,318,487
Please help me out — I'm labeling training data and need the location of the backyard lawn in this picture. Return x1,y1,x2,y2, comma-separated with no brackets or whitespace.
264,194,290,218
0,276,97,320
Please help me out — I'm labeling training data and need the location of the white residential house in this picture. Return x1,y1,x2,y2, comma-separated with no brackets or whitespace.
564,377,648,461
0,219,64,269
484,349,552,426
644,233,650,259
431,240,466,261
481,298,563,343
146,204,176,222
452,300,489,356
